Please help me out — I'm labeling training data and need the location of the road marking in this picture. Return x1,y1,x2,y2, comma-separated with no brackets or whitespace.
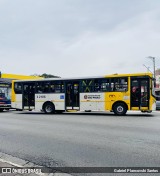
0,158,22,167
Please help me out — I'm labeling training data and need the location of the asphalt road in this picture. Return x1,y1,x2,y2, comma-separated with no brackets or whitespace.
0,111,160,175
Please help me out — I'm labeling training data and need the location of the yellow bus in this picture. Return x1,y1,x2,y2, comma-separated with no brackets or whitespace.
0,72,41,111
11,73,156,115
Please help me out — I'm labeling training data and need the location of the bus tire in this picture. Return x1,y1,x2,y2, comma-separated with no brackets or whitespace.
43,102,55,114
113,102,127,116
0,109,4,112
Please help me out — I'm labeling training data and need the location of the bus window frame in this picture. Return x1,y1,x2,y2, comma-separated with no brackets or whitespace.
14,82,22,94
80,77,128,93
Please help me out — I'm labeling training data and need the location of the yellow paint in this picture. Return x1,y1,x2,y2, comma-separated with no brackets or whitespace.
67,110,78,112
103,75,156,111
104,72,153,78
131,107,139,110
1,73,42,80
149,78,156,110
104,91,130,111
51,100,64,102
140,107,148,110
11,80,16,102
104,76,130,110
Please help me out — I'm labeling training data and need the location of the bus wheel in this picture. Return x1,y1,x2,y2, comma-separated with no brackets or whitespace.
113,103,127,116
0,109,4,112
43,102,55,114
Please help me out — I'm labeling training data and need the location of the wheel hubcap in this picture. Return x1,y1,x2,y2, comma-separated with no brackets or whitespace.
46,105,52,113
117,106,123,113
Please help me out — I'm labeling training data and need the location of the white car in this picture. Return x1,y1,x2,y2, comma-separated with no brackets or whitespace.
156,97,160,110
155,89,160,110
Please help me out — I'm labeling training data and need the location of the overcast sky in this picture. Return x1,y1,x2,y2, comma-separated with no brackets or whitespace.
0,0,160,77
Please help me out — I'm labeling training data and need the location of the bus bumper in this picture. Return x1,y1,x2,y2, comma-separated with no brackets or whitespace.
0,104,11,109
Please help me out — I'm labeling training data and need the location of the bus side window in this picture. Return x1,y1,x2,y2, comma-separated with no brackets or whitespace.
50,84,55,93
43,82,50,93
55,84,61,93
100,79,110,92
36,82,43,93
110,80,115,91
111,78,128,92
94,79,100,92
14,83,22,94
81,80,93,92
62,84,64,93
51,81,64,93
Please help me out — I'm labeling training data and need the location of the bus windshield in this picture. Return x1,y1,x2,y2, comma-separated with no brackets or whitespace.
0,83,11,101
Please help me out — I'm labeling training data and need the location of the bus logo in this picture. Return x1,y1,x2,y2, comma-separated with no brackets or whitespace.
2,168,11,173
60,95,64,99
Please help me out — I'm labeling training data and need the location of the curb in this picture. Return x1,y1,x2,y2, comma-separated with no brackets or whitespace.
0,152,72,176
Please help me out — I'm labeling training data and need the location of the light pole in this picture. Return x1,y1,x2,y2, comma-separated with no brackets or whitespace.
147,56,156,87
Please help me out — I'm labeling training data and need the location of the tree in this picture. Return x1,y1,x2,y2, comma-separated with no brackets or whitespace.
31,73,61,78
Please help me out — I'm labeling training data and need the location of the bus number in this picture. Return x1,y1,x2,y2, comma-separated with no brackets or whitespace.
37,95,46,98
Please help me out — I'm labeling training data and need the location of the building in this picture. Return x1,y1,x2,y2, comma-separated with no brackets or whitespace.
156,69,160,88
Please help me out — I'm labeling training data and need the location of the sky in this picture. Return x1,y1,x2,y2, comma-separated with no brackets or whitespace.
0,0,160,77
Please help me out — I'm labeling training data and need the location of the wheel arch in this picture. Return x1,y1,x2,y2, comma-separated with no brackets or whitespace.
42,101,55,111
112,101,128,111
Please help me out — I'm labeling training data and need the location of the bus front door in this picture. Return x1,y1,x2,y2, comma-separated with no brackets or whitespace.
66,82,79,110
22,83,35,110
131,78,150,109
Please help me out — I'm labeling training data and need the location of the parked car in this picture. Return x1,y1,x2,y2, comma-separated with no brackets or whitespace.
155,88,160,110
156,97,160,110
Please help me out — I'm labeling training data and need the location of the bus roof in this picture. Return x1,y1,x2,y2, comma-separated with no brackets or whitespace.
105,72,153,78
13,72,153,82
1,73,42,80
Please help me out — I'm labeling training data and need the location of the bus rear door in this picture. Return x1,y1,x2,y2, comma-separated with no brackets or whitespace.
22,82,35,110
